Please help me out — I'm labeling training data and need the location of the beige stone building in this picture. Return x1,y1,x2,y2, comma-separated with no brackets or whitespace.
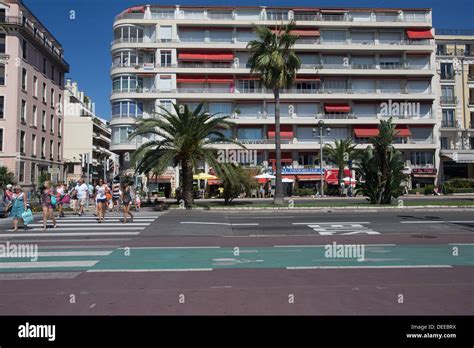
435,29,474,181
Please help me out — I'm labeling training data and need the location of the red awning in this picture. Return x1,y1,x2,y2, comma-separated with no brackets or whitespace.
269,152,293,161
324,104,351,113
325,169,352,185
238,75,260,80
268,125,293,139
406,29,433,40
178,52,234,61
126,6,145,13
296,75,321,81
353,125,412,138
207,76,234,84
272,29,320,37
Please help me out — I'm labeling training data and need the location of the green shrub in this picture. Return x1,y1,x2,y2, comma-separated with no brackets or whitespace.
408,188,424,194
447,188,474,194
424,185,435,195
294,188,315,196
446,178,474,189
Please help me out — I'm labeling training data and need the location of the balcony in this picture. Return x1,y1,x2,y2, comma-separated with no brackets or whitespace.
440,96,457,105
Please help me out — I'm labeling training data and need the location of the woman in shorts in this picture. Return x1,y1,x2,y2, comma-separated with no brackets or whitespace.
95,179,108,223
121,182,134,224
42,181,57,231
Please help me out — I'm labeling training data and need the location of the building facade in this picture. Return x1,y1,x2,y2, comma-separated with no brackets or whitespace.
0,0,69,189
435,29,474,181
111,5,438,190
63,79,117,184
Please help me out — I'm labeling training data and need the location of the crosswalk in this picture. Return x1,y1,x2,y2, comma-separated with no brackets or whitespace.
0,212,162,277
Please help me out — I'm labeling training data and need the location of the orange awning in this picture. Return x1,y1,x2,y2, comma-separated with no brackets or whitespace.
178,52,234,61
324,104,351,113
406,29,433,40
268,125,293,139
353,125,411,138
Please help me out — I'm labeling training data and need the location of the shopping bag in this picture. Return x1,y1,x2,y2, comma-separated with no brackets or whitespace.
21,209,34,225
61,194,71,204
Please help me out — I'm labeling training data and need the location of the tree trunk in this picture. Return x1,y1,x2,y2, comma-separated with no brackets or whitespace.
338,163,344,196
181,159,193,209
273,89,284,205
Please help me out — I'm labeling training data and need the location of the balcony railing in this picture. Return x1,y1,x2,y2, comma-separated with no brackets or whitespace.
440,96,457,104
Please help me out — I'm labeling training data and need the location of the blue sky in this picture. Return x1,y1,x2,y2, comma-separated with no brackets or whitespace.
23,0,474,120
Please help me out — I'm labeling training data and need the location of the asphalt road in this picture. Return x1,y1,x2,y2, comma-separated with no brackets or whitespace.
0,209,472,315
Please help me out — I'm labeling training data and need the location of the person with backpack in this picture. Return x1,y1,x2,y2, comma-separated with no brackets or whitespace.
42,181,57,230
120,182,134,224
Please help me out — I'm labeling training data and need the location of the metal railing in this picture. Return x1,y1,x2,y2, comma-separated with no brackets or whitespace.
440,96,457,104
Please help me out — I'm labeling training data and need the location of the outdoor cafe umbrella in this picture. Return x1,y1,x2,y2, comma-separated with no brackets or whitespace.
254,173,276,179
193,173,218,180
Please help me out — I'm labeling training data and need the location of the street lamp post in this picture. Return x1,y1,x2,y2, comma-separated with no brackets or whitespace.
313,120,330,197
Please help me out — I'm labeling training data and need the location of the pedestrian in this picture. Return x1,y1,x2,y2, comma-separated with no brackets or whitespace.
41,181,57,230
4,184,14,204
121,182,134,224
74,178,88,216
10,185,27,231
95,179,108,223
112,180,121,213
135,190,141,212
70,184,78,214
56,182,65,218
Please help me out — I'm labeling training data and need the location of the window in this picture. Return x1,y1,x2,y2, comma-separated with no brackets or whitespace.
32,105,37,126
0,33,5,54
0,64,5,85
59,72,63,87
0,96,4,119
0,128,3,151
159,26,172,42
30,163,36,183
19,161,25,183
58,142,61,160
20,100,26,123
31,134,36,156
50,114,54,133
43,58,46,75
441,86,455,103
321,30,346,43
41,137,45,158
21,68,27,90
20,131,25,154
159,76,172,91
436,44,446,55
33,76,38,97
50,88,55,107
237,80,260,93
159,100,172,113
112,126,142,144
58,117,62,136
441,137,448,150
208,103,232,116
111,101,143,117
440,63,454,80
112,75,143,92
42,83,47,103
22,39,27,59
49,140,54,159
51,65,55,82
41,111,46,131
58,94,62,113
442,109,455,127
410,152,434,166
160,51,172,67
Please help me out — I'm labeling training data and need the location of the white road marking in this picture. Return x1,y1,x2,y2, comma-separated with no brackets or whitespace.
55,219,154,223
401,221,445,224
180,222,259,226
0,232,140,237
87,268,213,272
13,238,131,243
117,246,221,249
307,223,380,235
286,265,452,270
293,222,371,225
36,251,112,257
5,227,145,232
27,223,150,227
274,244,396,248
0,260,99,269
448,243,474,245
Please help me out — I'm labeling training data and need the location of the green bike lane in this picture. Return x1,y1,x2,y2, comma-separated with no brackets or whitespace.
1,244,472,272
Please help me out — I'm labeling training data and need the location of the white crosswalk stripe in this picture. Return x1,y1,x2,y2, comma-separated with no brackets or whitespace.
0,211,162,277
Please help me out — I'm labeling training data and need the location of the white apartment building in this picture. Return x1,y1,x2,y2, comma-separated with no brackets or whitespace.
435,30,474,181
111,5,438,191
63,79,117,184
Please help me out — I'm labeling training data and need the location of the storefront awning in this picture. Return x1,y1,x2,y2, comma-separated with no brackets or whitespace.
269,152,293,162
406,29,434,40
177,76,207,83
444,153,474,163
324,104,351,113
178,52,234,61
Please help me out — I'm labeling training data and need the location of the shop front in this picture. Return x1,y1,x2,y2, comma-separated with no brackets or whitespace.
411,168,437,188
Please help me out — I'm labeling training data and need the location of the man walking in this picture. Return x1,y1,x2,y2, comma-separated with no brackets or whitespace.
74,178,89,216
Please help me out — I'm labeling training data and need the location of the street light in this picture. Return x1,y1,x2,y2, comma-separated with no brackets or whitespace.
313,120,330,197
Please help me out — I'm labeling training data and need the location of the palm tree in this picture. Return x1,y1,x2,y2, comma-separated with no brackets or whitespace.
129,102,242,209
324,138,360,195
247,21,301,205
0,166,15,189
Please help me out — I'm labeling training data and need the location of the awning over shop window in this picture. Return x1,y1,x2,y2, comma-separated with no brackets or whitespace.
443,152,474,163
406,29,433,40
324,104,351,113
177,76,207,83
